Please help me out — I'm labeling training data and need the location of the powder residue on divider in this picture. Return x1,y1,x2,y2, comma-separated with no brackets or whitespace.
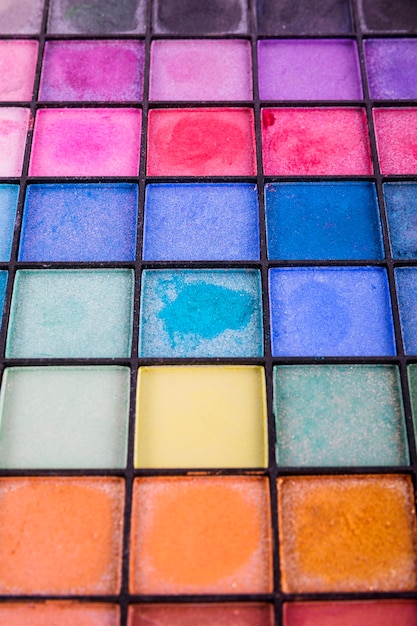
147,108,256,176
0,478,125,594
0,602,120,626
274,365,408,467
0,108,30,177
0,366,130,469
258,40,362,101
48,0,146,34
129,604,274,626
139,269,263,358
135,365,267,469
278,474,417,593
284,600,417,626
261,108,372,176
0,40,38,100
29,108,141,177
143,183,259,261
130,476,272,594
150,39,252,101
39,40,144,102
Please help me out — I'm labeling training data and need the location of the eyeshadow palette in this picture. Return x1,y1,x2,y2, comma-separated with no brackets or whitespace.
1,0,417,625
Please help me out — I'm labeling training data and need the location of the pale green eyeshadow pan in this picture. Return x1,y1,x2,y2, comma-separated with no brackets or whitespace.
0,366,130,469
274,365,408,467
6,269,134,358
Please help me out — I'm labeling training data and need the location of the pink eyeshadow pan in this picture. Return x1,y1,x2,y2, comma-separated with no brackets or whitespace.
0,108,30,176
29,108,142,176
0,40,38,101
261,107,372,175
149,39,252,101
39,40,145,102
373,108,417,175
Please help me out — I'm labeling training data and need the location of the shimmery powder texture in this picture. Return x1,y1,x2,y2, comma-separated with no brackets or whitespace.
0,185,18,261
0,108,30,176
0,478,125,594
265,182,383,261
358,0,417,31
0,40,38,100
135,366,267,469
130,477,272,594
150,40,252,101
48,0,146,34
269,267,395,357
129,604,274,626
262,108,372,175
278,475,417,593
0,602,120,626
40,41,145,101
258,40,361,100
6,270,134,359
0,367,130,469
139,269,263,358
153,0,248,34
395,268,417,354
147,109,256,176
365,39,417,100
19,184,138,262
373,109,417,175
284,601,417,626
274,365,408,467
257,0,351,34
0,0,44,34
384,183,417,259
143,184,259,261
29,108,141,177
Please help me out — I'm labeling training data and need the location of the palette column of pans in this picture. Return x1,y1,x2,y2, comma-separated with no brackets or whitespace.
0,0,417,625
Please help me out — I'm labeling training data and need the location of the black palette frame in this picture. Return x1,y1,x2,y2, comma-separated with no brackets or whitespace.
0,1,417,625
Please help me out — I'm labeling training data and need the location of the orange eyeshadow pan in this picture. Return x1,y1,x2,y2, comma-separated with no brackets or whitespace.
130,476,273,594
0,478,125,594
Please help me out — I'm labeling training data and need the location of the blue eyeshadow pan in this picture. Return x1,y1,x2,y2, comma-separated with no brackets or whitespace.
19,183,138,262
269,266,395,357
143,183,260,261
265,182,383,261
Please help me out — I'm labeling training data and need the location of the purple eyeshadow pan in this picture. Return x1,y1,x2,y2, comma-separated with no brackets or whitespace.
364,39,417,100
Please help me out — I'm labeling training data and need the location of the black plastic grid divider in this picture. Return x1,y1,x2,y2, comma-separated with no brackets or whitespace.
0,1,416,625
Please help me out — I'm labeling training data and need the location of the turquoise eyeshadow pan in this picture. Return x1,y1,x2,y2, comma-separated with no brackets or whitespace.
139,269,263,357
274,365,408,467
